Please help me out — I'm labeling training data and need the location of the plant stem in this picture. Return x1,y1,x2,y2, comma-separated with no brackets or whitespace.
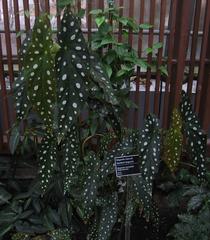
125,177,131,240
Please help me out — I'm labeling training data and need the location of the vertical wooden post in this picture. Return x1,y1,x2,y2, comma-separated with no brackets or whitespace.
167,0,192,119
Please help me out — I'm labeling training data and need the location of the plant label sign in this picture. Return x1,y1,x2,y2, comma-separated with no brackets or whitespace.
115,155,140,177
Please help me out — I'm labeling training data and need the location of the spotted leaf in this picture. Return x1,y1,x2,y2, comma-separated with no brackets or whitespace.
131,175,153,219
23,15,56,128
56,11,90,133
56,10,118,134
88,100,122,139
89,192,118,240
62,125,80,194
138,114,161,195
14,34,32,120
48,228,72,240
89,53,118,105
163,109,183,172
82,151,100,220
180,91,207,181
38,135,57,193
125,189,136,227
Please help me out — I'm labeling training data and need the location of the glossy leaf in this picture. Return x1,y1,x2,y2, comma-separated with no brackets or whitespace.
82,152,100,220
62,125,80,194
56,11,118,134
138,114,161,195
21,15,56,128
38,135,57,193
180,91,206,181
163,109,183,172
14,34,32,121
9,126,20,154
56,11,90,133
48,228,72,240
89,192,118,240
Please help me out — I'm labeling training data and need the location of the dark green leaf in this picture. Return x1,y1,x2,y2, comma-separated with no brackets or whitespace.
180,91,207,181
38,135,57,193
62,125,80,193
95,16,105,27
82,152,100,220
9,126,20,154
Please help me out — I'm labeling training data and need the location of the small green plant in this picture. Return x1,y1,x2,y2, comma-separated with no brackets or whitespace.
90,6,166,113
167,168,210,240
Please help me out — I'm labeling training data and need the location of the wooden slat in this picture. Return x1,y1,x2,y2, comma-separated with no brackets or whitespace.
195,0,210,113
77,0,81,12
128,0,135,46
98,0,104,10
118,0,124,43
163,0,178,128
13,0,21,57
87,0,92,42
44,0,50,15
133,0,145,129
153,0,166,116
187,0,202,97
170,0,192,108
2,0,14,88
23,0,31,30
56,1,61,30
0,36,10,146
144,0,156,116
34,0,40,16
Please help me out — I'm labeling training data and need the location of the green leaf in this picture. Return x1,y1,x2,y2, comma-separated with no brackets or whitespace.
38,135,57,193
159,65,168,76
163,109,183,172
0,224,13,239
104,64,112,78
77,8,86,19
95,16,105,27
14,34,32,120
24,10,30,18
89,192,118,240
89,9,103,15
48,228,72,240
62,125,80,194
100,35,116,46
21,15,56,129
9,126,20,154
138,114,161,195
57,0,73,8
152,42,163,50
16,30,25,38
0,187,12,205
139,23,153,29
56,11,90,134
180,91,207,181
118,17,129,26
82,152,100,220
89,53,118,105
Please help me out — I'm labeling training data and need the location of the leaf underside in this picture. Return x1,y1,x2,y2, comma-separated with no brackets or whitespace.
163,109,183,172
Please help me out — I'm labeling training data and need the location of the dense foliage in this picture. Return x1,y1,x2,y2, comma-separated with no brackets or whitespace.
1,3,208,240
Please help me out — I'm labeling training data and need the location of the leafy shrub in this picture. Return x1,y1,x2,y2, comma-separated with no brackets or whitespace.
6,2,208,240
